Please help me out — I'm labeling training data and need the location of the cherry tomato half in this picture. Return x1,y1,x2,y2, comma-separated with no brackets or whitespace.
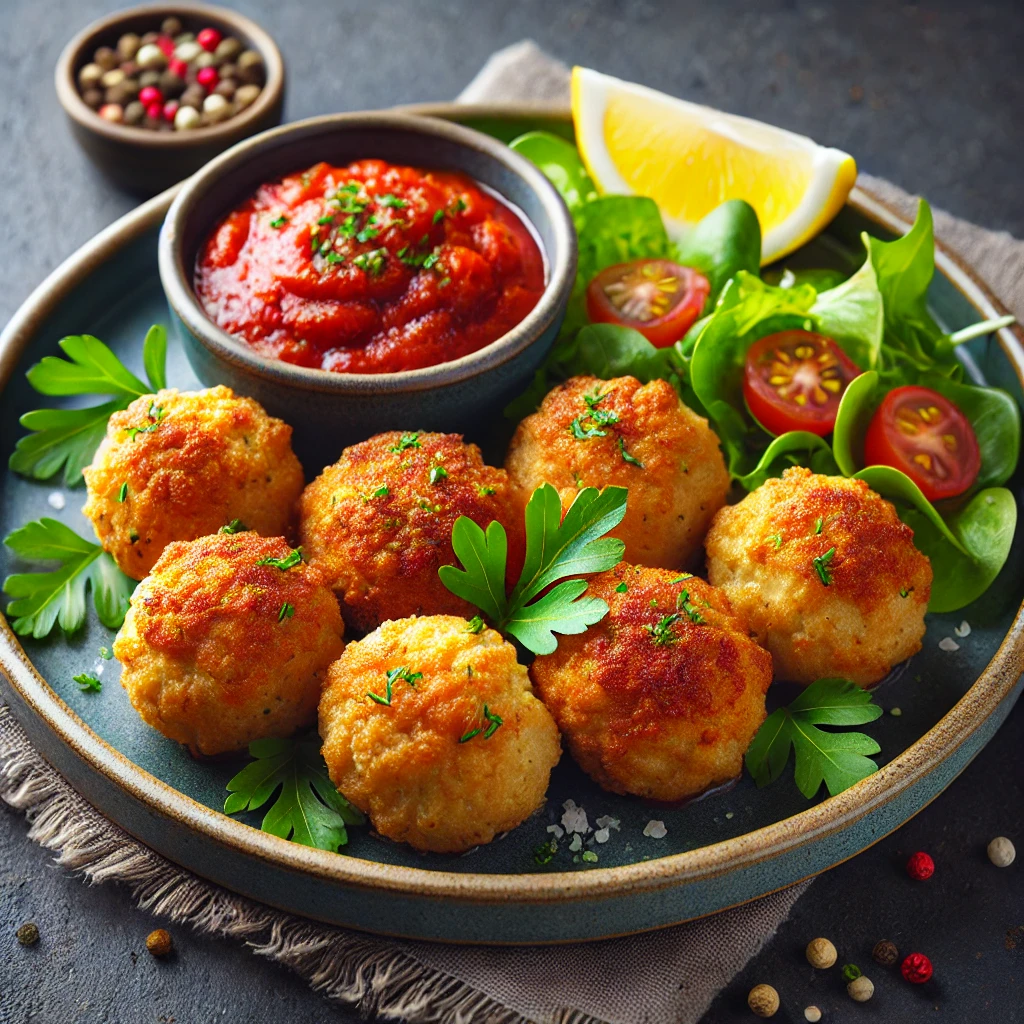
864,385,981,501
743,330,862,437
586,259,711,348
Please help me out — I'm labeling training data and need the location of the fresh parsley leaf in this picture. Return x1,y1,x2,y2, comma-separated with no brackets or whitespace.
812,547,836,586
477,485,496,497
456,703,504,743
256,549,303,571
223,735,363,852
9,327,169,486
615,582,628,593
432,209,445,225
459,727,482,743
569,417,607,439
645,612,681,645
389,432,422,452
813,516,823,535
439,484,628,655
744,678,883,798
429,465,449,484
277,602,295,622
2,518,135,637
270,215,288,228
466,615,485,634
676,589,704,624
117,482,128,502
386,665,422,688
379,194,408,209
219,519,248,534
618,436,644,467
74,673,102,692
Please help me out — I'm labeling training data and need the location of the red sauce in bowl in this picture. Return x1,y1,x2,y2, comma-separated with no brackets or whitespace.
194,160,546,373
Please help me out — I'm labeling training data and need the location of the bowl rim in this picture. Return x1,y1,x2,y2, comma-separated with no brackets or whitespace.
2,103,1023,934
157,111,578,393
54,1,285,149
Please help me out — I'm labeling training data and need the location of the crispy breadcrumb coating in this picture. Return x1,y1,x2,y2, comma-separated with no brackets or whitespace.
705,467,932,687
298,432,521,631
530,564,771,801
83,386,304,580
505,375,729,569
319,615,560,853
114,532,343,756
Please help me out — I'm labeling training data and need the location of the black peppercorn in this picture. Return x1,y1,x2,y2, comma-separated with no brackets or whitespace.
16,922,39,946
872,939,899,967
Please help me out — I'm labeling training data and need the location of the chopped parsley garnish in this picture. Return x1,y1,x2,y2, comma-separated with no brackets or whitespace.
317,215,335,225
219,519,248,534
581,850,599,864
379,194,408,209
277,602,295,622
771,533,784,549
900,586,912,598
432,209,445,225
583,391,620,427
676,589,704,624
645,612,681,645
477,484,496,497
73,673,102,693
422,252,440,270
812,547,836,586
269,215,288,228
124,402,165,441
356,225,380,243
615,582,628,593
459,704,503,743
466,615,485,634
352,248,388,276
438,276,451,288
117,482,127,503
452,197,468,213
368,666,422,706
388,432,421,452
371,485,389,498
325,251,345,265
429,465,448,484
569,417,607,440
813,517,823,535
256,549,303,571
618,437,644,467
98,646,112,660
534,838,557,865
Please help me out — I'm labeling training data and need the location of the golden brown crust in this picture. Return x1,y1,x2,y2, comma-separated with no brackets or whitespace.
319,615,561,853
83,386,304,580
113,532,344,756
530,563,772,801
705,467,933,686
505,375,729,569
298,432,522,631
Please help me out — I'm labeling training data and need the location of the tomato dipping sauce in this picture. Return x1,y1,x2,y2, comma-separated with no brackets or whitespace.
194,160,546,373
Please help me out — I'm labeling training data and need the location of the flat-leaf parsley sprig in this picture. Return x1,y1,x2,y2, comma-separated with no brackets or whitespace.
9,325,168,486
3,518,135,637
745,678,883,799
224,735,364,853
439,483,628,655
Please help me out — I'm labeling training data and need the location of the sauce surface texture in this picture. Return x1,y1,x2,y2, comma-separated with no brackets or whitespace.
195,160,546,373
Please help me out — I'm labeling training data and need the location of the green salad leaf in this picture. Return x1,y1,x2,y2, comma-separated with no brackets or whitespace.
509,131,597,213
439,484,627,655
9,326,169,486
745,678,883,798
673,198,762,305
736,431,838,492
224,734,364,852
3,518,135,637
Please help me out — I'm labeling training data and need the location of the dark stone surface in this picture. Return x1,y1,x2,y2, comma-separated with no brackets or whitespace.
1,0,1022,1021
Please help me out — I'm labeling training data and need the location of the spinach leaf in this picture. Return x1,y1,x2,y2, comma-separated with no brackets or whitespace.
831,369,880,477
509,131,597,214
673,199,761,305
736,431,838,491
555,323,680,385
810,254,884,371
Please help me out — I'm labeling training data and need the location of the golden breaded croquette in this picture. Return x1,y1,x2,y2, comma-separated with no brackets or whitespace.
705,467,932,687
505,375,729,570
298,432,522,632
83,386,304,580
319,615,561,853
114,532,344,756
530,564,771,801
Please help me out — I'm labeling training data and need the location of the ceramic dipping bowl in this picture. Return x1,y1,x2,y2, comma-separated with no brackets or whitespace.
158,112,577,462
55,2,285,195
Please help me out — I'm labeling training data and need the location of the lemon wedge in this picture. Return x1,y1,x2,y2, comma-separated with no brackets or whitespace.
572,67,857,264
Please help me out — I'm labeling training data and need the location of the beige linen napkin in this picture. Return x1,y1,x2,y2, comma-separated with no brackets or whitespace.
3,40,1023,1024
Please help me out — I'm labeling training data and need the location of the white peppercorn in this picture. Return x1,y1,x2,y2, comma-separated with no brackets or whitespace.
847,975,874,1002
988,836,1016,867
78,62,104,90
136,43,167,71
98,103,124,123
805,937,837,969
202,93,231,123
175,40,203,63
174,105,202,131
748,984,780,1018
804,1008,822,1023
100,68,126,89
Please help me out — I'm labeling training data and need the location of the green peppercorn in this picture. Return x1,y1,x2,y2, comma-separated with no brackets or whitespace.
841,963,862,982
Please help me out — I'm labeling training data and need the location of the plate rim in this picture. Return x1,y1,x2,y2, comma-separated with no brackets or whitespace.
2,102,1023,908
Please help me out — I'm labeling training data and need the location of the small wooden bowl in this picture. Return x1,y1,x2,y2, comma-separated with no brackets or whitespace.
55,2,285,196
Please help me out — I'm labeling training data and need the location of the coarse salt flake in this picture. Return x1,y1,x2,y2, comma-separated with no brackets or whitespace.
594,828,610,844
47,492,66,510
546,824,564,839
954,620,971,638
595,815,621,831
569,833,583,852
643,820,667,839
938,637,960,652
561,799,589,834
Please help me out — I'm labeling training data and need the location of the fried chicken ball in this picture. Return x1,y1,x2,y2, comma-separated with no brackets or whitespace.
530,564,772,801
319,615,561,853
83,386,304,580
505,375,729,569
705,467,932,687
113,532,344,756
298,431,521,631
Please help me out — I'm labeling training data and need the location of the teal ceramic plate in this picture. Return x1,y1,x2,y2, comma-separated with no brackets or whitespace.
1,105,1022,944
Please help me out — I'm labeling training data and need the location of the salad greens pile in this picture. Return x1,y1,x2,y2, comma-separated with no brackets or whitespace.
512,130,1019,612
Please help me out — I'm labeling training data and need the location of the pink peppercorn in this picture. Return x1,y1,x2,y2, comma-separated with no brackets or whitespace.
163,100,179,122
156,35,176,56
196,66,219,90
145,101,163,121
197,27,222,52
901,953,933,984
168,58,189,78
906,851,934,880
138,85,163,106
